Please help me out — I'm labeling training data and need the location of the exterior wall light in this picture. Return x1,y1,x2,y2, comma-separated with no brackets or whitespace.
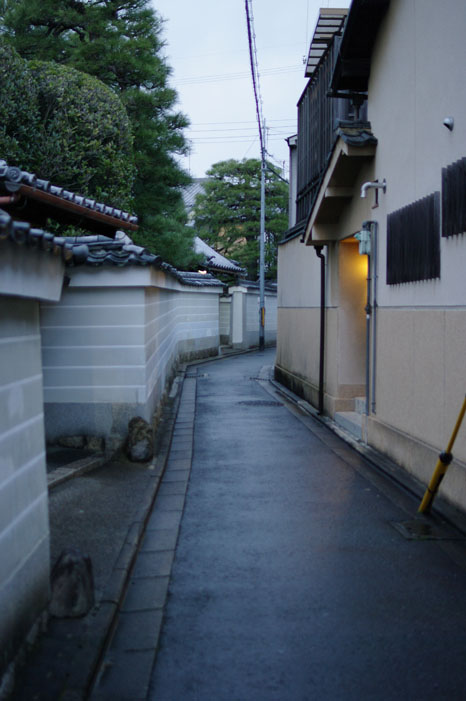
443,117,454,131
355,221,372,255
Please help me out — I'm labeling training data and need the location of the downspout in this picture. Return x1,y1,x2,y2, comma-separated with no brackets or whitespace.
364,248,372,425
370,222,378,414
315,245,326,415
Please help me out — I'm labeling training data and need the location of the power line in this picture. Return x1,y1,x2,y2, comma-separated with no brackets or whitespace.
188,127,294,135
245,0,265,154
174,65,301,86
188,119,296,126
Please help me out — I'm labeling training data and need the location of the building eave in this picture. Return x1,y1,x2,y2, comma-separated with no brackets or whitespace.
303,126,377,245
0,160,138,238
330,0,391,93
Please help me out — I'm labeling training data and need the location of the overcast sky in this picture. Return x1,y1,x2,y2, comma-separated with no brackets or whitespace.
152,0,350,180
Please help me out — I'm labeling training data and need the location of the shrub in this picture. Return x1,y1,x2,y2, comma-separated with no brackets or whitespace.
0,41,135,209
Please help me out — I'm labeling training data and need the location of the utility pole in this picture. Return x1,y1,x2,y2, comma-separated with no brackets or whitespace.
245,0,266,351
259,121,266,351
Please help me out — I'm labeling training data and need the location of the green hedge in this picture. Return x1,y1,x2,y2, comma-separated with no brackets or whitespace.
0,42,135,210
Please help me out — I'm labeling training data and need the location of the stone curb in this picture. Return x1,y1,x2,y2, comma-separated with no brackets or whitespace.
57,375,186,699
89,374,198,699
47,454,107,490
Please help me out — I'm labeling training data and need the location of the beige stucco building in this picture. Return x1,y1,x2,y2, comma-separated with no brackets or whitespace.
277,0,466,512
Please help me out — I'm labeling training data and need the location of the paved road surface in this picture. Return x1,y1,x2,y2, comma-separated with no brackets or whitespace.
93,349,466,700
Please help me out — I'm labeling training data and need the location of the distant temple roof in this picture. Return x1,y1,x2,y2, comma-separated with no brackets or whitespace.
194,236,245,276
182,179,208,212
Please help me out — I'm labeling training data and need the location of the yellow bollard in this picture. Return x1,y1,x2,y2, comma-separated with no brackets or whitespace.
418,395,466,514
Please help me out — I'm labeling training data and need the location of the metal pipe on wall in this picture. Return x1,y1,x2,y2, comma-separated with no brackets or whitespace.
315,245,326,415
365,254,372,418
370,221,378,414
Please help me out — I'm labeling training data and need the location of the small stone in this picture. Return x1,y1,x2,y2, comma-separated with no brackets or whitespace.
57,436,85,449
126,416,154,462
49,548,95,618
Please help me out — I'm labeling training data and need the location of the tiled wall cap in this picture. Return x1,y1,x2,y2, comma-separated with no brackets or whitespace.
0,158,138,223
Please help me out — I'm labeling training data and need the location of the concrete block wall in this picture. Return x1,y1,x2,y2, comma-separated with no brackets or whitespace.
0,297,50,680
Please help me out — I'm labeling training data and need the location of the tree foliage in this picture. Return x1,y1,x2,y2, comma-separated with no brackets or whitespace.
193,158,288,279
0,41,134,208
0,42,40,170
1,0,197,267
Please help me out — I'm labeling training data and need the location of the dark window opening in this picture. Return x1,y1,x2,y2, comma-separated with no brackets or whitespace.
387,192,440,285
442,157,466,238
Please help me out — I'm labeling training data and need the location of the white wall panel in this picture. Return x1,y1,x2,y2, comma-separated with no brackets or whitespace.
0,297,50,676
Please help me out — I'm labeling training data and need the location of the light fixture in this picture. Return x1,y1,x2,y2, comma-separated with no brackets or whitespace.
443,117,454,131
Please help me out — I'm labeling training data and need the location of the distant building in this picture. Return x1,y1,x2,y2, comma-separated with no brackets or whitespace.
181,178,208,226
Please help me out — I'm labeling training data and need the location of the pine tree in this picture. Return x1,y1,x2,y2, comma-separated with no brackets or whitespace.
1,0,196,267
193,159,288,280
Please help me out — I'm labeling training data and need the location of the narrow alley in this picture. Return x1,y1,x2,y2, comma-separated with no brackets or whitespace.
90,349,466,701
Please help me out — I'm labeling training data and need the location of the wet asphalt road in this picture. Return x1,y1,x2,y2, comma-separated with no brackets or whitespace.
147,349,466,700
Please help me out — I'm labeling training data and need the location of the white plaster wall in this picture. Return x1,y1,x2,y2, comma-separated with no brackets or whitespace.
41,270,221,438
0,242,64,302
245,292,259,347
144,285,220,414
41,286,146,406
276,236,321,396
368,0,466,307
219,297,231,342
277,235,321,308
0,297,50,676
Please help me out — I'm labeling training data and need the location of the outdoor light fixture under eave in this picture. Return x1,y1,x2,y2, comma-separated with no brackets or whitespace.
355,221,371,255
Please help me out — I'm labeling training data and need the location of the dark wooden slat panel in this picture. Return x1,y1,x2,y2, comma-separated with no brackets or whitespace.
442,157,466,238
387,192,440,285
296,40,353,225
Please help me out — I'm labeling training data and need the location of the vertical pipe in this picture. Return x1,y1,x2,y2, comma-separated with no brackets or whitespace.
365,252,372,418
315,246,326,415
371,221,378,414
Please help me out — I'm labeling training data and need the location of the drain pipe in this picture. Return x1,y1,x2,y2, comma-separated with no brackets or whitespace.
315,245,326,415
356,222,375,430
370,221,378,414
364,245,372,421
